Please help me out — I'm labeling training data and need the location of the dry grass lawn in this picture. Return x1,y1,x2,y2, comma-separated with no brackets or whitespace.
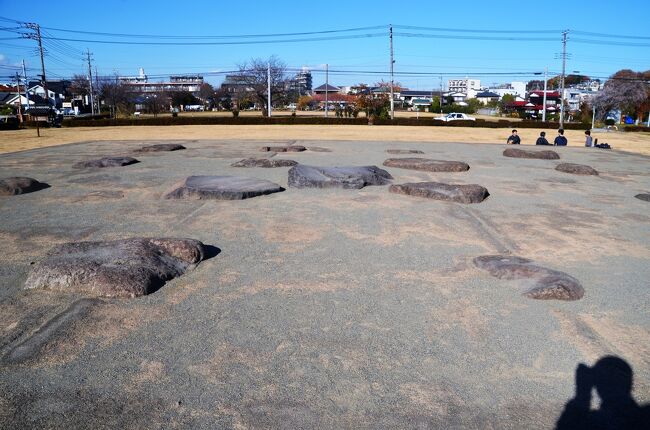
2,125,649,156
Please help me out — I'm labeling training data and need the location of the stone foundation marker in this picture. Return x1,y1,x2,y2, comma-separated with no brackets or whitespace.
164,175,284,200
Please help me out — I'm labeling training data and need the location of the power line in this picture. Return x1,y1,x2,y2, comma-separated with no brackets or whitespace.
39,32,387,46
394,32,557,42
38,24,388,39
572,30,650,40
393,24,560,34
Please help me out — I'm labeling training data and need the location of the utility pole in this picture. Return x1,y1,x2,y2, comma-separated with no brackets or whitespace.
85,49,95,115
439,75,444,114
267,62,271,118
23,23,49,107
95,65,100,114
542,67,548,122
14,72,23,122
22,59,30,109
325,63,329,117
389,24,395,120
559,29,568,128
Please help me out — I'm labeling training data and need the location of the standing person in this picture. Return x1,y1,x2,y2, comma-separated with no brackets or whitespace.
554,128,568,146
536,131,550,145
507,129,521,145
584,130,593,147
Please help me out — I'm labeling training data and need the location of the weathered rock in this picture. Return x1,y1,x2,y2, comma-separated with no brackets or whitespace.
473,255,584,301
288,165,392,189
231,158,298,168
135,143,186,152
164,175,284,200
555,163,598,175
635,193,650,202
383,158,469,172
260,145,307,152
503,148,560,160
389,182,489,203
24,238,207,298
0,177,49,196
73,156,139,169
386,149,425,154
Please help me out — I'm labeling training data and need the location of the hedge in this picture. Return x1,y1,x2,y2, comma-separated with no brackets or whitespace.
62,116,368,127
372,118,588,130
60,115,612,132
623,125,650,132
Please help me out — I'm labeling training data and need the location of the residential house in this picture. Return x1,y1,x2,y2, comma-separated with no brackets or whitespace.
475,91,500,105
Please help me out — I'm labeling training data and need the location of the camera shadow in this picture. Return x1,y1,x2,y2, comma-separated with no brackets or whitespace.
556,355,650,430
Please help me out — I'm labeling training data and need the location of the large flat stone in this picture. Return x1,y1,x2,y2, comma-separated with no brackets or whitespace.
24,238,208,298
0,177,49,196
260,145,306,152
164,175,284,200
555,163,598,175
73,156,140,169
135,143,186,152
503,148,560,160
288,165,392,189
389,182,489,203
231,158,298,168
386,149,425,154
383,158,469,172
473,255,584,301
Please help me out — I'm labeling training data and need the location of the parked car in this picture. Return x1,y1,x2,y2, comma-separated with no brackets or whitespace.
434,112,476,122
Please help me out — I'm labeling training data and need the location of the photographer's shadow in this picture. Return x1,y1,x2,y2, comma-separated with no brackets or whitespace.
556,355,650,430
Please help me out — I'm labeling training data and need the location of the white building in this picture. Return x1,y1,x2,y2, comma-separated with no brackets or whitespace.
447,78,481,98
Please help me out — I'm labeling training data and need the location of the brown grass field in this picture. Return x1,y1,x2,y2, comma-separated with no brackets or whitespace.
2,124,649,156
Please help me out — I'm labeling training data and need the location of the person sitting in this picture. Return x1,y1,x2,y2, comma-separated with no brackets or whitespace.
536,131,550,145
507,129,521,145
554,128,568,146
584,130,594,147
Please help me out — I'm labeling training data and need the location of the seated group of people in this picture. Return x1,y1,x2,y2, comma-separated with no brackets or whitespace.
507,129,596,147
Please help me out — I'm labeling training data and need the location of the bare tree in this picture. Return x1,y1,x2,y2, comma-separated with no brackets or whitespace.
97,74,133,118
143,91,169,117
236,56,287,114
594,69,649,120
69,74,90,97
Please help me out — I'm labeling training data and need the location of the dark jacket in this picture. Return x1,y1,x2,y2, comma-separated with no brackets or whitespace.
554,136,568,146
536,137,550,145
507,134,521,144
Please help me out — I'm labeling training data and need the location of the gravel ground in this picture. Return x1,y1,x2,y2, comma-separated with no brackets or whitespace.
0,139,649,429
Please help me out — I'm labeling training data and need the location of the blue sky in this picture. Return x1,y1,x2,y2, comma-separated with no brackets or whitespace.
1,0,648,89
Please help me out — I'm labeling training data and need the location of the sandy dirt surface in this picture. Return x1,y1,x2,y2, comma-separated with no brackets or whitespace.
0,139,649,428
2,124,649,156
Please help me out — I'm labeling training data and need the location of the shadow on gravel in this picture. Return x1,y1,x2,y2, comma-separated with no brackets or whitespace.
555,356,650,430
202,245,221,261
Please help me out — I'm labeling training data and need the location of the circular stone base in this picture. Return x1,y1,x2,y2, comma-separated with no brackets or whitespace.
390,182,489,203
503,148,560,160
473,255,584,301
555,163,598,175
136,143,186,152
164,175,284,200
260,145,307,152
73,156,140,168
383,158,469,172
288,165,392,189
386,149,424,154
0,177,49,196
24,238,207,298
231,158,298,168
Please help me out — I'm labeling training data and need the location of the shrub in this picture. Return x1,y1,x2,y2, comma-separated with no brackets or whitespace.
232,109,239,117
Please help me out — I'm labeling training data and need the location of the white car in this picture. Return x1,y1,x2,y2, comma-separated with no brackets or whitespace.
434,112,476,122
